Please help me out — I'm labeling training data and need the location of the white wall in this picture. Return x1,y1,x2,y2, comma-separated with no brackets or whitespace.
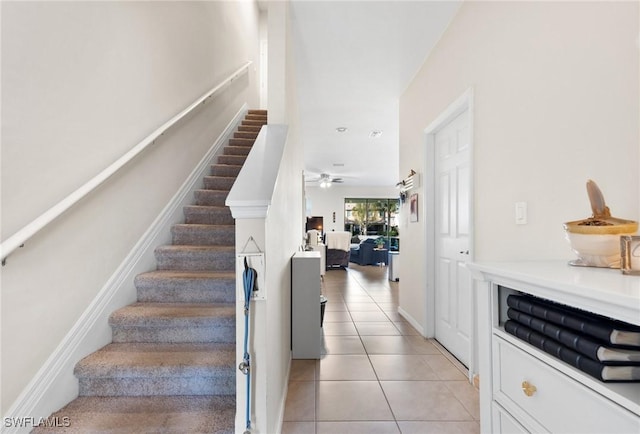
399,2,639,330
305,185,399,234
263,2,304,431
1,1,260,414
231,2,304,432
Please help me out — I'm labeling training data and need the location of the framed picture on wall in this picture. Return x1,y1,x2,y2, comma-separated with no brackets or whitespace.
409,193,418,222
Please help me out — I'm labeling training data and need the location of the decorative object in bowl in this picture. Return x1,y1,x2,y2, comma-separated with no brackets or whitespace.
563,180,638,268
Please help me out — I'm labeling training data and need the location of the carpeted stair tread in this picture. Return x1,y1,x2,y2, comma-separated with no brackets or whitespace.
222,145,251,156
136,270,235,282
241,119,266,127
203,175,236,191
229,137,255,147
109,302,234,327
135,270,235,303
75,342,235,378
183,205,233,225
205,174,235,180
183,205,232,212
211,164,242,177
193,189,229,206
233,131,258,139
248,109,267,115
245,114,267,122
217,154,247,165
31,395,234,434
154,245,235,272
75,342,235,396
109,302,235,343
171,224,234,246
238,125,261,132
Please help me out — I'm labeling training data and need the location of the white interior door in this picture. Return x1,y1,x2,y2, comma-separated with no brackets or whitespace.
434,108,471,366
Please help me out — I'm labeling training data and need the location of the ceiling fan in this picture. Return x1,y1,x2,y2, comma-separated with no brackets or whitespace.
306,173,344,188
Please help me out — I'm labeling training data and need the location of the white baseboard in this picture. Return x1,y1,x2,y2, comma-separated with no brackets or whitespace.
398,306,427,337
273,356,292,434
2,104,248,434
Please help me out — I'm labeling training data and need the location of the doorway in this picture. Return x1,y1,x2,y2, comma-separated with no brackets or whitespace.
424,89,474,369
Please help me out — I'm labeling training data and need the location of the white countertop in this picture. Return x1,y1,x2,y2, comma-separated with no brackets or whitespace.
293,250,321,259
469,260,640,325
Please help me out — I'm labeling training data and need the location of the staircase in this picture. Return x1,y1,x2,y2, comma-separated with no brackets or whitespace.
33,110,267,434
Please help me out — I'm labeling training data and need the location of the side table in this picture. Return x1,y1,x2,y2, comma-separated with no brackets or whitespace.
372,248,388,266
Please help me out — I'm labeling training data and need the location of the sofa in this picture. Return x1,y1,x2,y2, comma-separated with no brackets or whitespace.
349,238,389,266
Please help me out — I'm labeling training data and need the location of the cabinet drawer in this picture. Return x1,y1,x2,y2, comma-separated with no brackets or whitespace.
493,337,640,434
492,403,529,433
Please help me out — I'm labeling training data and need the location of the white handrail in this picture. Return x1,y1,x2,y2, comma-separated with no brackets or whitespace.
1,61,252,265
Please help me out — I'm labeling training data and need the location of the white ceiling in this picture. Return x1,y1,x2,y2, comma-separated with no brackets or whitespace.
289,0,461,188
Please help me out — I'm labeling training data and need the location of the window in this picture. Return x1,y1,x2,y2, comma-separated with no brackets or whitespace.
344,198,399,240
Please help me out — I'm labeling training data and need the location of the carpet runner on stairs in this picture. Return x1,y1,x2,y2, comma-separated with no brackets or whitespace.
32,110,267,434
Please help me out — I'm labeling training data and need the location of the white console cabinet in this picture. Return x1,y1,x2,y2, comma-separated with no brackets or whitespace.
470,261,640,434
291,251,321,359
307,243,326,277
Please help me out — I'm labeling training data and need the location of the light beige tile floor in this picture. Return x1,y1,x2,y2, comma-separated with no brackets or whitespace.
282,264,480,434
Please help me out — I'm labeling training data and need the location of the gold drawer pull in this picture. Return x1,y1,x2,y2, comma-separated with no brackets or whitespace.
521,381,537,397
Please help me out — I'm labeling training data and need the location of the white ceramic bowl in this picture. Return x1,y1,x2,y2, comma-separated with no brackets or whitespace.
564,231,636,268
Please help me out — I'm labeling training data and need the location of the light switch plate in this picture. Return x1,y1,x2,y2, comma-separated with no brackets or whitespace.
515,202,527,225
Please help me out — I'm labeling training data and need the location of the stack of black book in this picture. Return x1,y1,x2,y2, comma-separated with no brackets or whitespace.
504,294,640,382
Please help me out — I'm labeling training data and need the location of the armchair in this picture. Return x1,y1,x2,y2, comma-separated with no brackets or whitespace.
350,238,389,266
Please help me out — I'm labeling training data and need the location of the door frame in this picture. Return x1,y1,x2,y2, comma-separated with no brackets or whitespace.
423,87,475,375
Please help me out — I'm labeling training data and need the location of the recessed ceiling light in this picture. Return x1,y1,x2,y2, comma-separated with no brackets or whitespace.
369,130,383,138
336,127,347,133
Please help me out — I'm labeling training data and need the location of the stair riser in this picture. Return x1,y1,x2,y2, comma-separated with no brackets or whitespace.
238,125,261,133
234,131,258,139
194,190,227,206
155,249,235,271
229,138,254,147
223,146,250,156
137,285,235,303
184,211,234,226
111,325,235,343
79,376,234,397
172,226,235,246
134,273,235,303
241,120,266,127
217,155,247,166
184,207,233,225
245,114,267,122
210,164,241,177
203,176,235,191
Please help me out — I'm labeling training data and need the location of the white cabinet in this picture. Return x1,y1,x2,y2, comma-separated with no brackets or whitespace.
308,243,326,277
291,251,321,359
470,261,640,434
